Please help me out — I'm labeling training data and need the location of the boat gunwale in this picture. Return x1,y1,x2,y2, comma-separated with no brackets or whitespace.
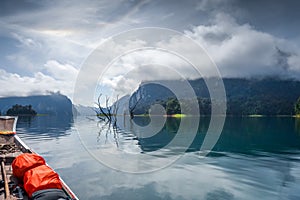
13,131,79,200
0,116,79,200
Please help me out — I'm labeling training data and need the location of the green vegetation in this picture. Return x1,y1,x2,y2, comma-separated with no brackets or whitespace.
171,114,186,118
6,104,37,116
295,97,300,116
166,98,180,115
129,78,300,116
157,98,193,116
164,96,298,116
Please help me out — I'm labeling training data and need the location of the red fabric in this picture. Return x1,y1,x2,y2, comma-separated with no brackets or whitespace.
23,165,62,197
12,153,46,179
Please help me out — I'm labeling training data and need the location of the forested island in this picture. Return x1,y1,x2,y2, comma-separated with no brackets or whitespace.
6,104,37,116
0,93,73,116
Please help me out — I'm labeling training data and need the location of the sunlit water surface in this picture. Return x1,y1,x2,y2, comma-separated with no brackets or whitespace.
16,116,300,200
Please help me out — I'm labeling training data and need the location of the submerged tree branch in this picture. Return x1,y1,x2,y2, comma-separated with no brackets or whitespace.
95,93,119,126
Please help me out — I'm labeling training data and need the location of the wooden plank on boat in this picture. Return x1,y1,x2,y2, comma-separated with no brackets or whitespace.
0,136,14,145
1,160,10,199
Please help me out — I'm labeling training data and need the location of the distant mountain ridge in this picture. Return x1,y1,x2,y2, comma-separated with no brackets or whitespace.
2,78,299,117
74,104,97,116
0,93,73,116
129,78,300,116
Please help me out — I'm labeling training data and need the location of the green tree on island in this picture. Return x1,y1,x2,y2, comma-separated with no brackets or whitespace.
166,98,181,115
295,97,300,115
6,104,37,116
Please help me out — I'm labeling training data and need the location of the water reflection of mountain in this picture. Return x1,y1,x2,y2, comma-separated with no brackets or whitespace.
216,117,300,155
296,118,300,134
124,117,300,155
16,115,73,139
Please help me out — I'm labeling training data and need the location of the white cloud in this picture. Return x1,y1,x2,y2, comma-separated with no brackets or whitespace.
44,60,78,81
97,48,196,97
288,55,300,78
0,61,77,98
184,13,300,79
11,33,41,49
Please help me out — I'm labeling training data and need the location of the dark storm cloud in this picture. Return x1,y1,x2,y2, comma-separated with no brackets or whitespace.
231,0,300,38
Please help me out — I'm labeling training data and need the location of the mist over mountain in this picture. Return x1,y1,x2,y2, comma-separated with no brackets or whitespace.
0,93,73,116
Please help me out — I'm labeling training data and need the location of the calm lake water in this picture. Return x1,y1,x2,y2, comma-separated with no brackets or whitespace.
16,116,300,200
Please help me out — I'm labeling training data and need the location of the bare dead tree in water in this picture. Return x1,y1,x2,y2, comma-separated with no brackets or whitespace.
94,94,120,147
94,94,110,121
94,94,119,122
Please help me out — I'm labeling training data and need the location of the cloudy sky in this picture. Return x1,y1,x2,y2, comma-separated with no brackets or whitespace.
1,0,300,104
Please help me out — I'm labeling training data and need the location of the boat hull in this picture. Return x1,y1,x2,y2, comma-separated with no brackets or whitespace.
0,116,79,200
